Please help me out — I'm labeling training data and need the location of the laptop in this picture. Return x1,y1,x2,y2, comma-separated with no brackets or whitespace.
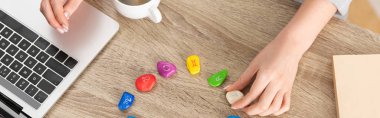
0,0,119,117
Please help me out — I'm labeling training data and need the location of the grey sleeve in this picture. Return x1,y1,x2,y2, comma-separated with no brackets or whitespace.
295,0,352,20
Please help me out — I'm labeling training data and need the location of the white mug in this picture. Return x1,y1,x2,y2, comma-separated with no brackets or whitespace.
113,0,162,23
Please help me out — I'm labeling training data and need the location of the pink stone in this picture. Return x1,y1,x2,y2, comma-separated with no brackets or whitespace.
157,61,176,78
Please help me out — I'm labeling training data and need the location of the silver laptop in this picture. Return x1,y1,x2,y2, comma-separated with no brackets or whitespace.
0,0,119,117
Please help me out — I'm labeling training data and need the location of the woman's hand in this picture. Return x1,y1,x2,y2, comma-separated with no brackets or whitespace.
40,0,83,34
225,34,303,116
224,0,337,116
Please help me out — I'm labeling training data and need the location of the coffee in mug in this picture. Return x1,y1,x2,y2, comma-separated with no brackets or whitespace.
118,0,151,6
114,0,162,23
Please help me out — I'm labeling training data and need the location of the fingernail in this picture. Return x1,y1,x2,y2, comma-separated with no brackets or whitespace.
63,25,69,32
56,28,65,34
64,12,70,20
223,85,230,90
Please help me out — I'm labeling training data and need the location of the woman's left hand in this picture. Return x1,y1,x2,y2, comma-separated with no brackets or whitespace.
225,34,304,116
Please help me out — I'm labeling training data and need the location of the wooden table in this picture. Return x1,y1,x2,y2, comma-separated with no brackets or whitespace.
45,0,380,117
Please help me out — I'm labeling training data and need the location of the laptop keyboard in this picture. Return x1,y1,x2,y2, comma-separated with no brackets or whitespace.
0,10,78,109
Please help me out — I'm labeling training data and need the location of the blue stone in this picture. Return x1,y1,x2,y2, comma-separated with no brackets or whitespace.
127,116,136,118
118,92,135,111
227,115,240,118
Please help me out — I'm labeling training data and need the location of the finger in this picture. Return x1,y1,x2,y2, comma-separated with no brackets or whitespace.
231,70,272,109
258,91,284,116
40,0,65,33
225,60,259,91
50,0,69,32
273,92,291,116
242,82,279,115
63,0,83,19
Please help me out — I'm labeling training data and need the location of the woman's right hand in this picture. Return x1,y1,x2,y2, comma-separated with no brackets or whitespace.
40,0,83,34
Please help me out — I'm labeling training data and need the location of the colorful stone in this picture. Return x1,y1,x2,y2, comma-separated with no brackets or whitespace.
226,90,244,104
186,55,200,75
118,92,135,111
127,116,136,118
207,69,228,87
227,115,240,118
135,74,156,92
157,61,176,78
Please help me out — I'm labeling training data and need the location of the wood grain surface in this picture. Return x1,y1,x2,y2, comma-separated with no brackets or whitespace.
45,0,380,118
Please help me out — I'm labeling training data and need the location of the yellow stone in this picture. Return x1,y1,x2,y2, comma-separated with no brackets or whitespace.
186,55,200,75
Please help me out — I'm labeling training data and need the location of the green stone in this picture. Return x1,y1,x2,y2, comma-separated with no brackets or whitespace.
208,69,228,87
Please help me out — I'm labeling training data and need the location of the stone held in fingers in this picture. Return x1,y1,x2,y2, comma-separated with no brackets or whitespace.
157,61,177,78
135,74,156,92
226,90,244,104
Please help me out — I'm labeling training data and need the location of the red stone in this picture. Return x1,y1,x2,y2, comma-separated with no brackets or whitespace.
135,74,156,92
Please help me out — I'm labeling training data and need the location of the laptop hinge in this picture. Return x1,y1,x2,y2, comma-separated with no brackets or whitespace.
0,92,22,114
21,111,31,118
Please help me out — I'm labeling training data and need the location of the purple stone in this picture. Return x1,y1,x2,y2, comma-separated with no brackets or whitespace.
157,61,176,78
